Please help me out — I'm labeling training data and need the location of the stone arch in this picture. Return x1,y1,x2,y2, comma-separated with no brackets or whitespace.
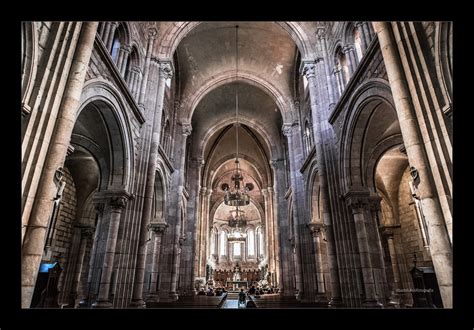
153,166,167,222
77,79,135,191
339,78,397,193
182,70,292,123
157,22,312,63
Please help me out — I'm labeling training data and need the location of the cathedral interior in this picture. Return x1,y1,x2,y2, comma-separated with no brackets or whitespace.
20,21,453,309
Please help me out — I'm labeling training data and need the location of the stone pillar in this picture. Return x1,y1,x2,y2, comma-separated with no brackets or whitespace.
282,122,304,300
381,226,402,306
130,61,173,307
345,193,382,308
302,62,342,307
21,22,98,308
92,194,130,308
78,203,104,307
105,22,117,53
355,21,372,52
308,223,328,302
146,222,168,302
138,28,158,109
373,21,452,308
343,44,357,76
117,45,130,76
68,227,94,307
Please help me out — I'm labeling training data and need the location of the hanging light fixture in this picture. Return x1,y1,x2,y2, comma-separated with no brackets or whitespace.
227,205,247,243
223,24,252,207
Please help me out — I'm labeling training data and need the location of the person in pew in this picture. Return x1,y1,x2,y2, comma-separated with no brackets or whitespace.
197,288,206,296
249,285,256,295
246,300,257,308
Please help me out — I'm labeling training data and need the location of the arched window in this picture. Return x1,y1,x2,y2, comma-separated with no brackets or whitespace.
257,227,264,257
210,229,216,255
354,27,363,62
220,230,226,256
247,229,255,256
111,33,121,63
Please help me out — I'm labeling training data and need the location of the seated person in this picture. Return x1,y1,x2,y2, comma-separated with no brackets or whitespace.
197,288,206,296
246,300,257,308
248,286,256,295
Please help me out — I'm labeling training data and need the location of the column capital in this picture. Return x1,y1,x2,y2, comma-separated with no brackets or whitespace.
315,26,326,40
302,62,316,78
343,190,370,212
93,202,105,216
179,121,192,136
307,222,324,237
147,27,158,40
380,224,401,238
354,21,364,28
93,190,133,210
368,194,382,212
342,44,354,54
81,227,95,238
282,123,293,137
149,222,168,234
110,196,128,210
158,61,173,80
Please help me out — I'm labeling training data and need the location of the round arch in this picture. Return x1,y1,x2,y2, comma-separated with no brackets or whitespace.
77,78,135,191
157,22,313,63
182,70,292,123
339,78,397,193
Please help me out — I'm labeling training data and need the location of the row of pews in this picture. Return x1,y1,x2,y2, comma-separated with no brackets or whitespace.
248,293,328,308
146,293,227,309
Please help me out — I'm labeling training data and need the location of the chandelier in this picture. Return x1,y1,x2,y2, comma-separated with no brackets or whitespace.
227,206,247,243
223,25,252,207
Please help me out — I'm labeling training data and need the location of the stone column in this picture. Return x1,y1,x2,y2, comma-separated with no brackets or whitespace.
130,61,173,307
355,21,372,52
146,222,168,302
302,62,342,307
345,193,382,308
92,195,129,308
78,203,104,307
117,45,130,76
343,44,357,76
308,223,328,302
373,21,452,308
282,122,304,300
21,22,98,308
68,227,94,307
381,227,402,306
138,28,158,109
105,22,118,53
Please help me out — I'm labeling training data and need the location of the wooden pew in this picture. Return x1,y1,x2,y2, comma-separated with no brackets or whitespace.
147,293,227,309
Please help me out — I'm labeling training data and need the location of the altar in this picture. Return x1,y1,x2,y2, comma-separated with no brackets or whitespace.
227,281,248,291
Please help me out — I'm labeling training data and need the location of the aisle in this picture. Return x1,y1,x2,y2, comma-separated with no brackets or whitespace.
221,292,245,309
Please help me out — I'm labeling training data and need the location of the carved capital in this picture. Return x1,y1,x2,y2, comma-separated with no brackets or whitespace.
159,62,173,80
316,27,326,40
380,227,394,238
343,44,354,54
149,222,168,234
179,235,186,246
110,196,128,210
93,203,105,216
81,227,95,238
147,27,158,40
344,191,370,212
368,195,382,212
302,63,316,78
307,222,324,237
181,122,192,136
282,123,293,137
399,144,407,155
